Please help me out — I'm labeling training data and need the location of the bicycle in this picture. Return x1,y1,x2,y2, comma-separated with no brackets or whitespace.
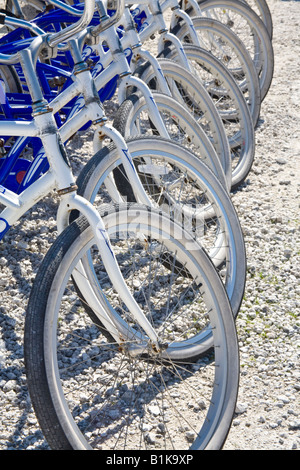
0,20,228,188
0,0,240,450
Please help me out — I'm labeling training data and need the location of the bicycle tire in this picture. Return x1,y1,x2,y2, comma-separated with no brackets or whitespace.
190,0,274,100
24,202,240,450
170,16,261,118
239,0,273,38
131,57,231,184
183,0,273,38
159,44,256,189
76,136,246,319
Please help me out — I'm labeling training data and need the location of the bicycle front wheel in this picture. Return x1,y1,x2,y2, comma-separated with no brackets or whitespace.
132,58,231,180
160,44,256,189
240,0,273,38
171,16,261,112
24,203,239,450
114,90,229,189
193,0,274,100
76,136,246,319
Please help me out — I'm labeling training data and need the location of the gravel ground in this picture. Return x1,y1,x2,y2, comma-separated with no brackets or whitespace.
0,0,299,450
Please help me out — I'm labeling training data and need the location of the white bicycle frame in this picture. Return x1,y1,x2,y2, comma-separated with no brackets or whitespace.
4,0,209,116
45,0,229,86
0,0,163,351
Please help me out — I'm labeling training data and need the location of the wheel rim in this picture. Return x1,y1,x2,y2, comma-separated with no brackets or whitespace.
42,211,238,449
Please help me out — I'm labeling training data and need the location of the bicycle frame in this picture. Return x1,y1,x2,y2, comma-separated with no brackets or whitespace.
0,0,203,93
0,0,205,110
0,1,200,123
0,2,183,105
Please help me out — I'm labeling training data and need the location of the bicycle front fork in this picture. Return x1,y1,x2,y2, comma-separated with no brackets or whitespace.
57,189,161,351
47,87,159,350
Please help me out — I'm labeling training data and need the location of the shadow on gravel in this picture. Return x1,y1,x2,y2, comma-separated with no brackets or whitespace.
0,308,49,449
255,116,265,130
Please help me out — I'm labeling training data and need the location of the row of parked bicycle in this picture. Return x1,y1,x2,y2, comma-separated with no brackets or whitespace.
0,0,273,450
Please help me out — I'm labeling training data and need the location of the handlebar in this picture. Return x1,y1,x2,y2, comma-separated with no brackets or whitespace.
2,14,48,36
45,0,125,37
47,0,96,47
0,0,95,62
0,0,125,58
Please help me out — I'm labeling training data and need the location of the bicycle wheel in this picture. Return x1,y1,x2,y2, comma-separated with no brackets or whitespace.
159,44,255,189
114,90,229,189
24,203,240,450
171,16,261,108
161,40,259,127
76,136,246,319
132,58,231,181
191,0,274,100
240,0,273,38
